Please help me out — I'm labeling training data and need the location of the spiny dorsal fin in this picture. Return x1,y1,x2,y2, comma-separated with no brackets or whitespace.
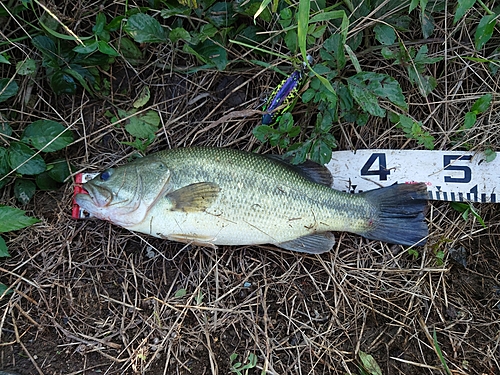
166,182,220,212
265,155,333,186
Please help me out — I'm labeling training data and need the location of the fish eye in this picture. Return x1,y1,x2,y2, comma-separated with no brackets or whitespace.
100,169,113,181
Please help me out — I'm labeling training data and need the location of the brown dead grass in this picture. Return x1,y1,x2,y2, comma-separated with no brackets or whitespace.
1,1,499,374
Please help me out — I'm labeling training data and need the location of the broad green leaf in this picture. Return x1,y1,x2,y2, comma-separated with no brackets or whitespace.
421,11,435,39
0,122,13,137
124,13,168,43
31,36,57,60
169,27,191,43
8,142,46,175
253,0,273,22
73,40,99,54
484,148,496,162
0,205,40,232
359,351,382,375
21,120,74,152
133,86,151,108
47,159,71,182
0,236,8,257
0,54,10,64
345,44,361,73
453,0,476,24
119,37,143,60
409,0,419,12
97,40,120,56
475,14,496,50
348,72,407,117
188,40,228,70
174,288,187,297
16,59,36,76
14,179,36,204
0,78,18,103
35,171,60,190
125,110,160,139
50,70,77,95
463,111,476,129
374,24,396,45
0,282,12,296
205,2,236,27
470,93,492,114
93,12,107,37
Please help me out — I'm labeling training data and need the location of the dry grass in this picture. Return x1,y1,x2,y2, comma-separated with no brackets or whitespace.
1,1,499,374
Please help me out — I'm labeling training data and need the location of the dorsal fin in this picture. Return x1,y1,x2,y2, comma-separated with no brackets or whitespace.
265,155,333,186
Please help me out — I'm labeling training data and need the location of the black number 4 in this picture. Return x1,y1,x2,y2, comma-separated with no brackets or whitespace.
443,155,472,183
360,153,390,180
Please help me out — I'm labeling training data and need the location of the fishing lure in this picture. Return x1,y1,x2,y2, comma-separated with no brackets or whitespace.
262,56,312,125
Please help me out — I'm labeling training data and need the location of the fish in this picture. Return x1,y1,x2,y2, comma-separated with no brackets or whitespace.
74,147,428,253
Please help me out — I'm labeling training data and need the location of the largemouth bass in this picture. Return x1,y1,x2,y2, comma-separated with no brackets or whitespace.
75,147,428,253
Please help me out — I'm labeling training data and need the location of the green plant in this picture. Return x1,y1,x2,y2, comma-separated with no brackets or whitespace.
229,352,257,375
358,350,382,375
106,86,161,153
433,329,452,375
0,205,41,295
450,202,487,228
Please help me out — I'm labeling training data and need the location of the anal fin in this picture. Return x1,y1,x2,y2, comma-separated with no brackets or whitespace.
276,232,335,254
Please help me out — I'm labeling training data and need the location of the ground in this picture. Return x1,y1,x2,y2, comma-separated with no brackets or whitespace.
1,1,500,375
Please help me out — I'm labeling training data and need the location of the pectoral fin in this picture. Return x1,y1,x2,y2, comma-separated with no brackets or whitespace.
166,182,220,212
276,233,335,254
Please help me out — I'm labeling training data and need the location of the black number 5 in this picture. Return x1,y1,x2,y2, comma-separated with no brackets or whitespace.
443,155,472,183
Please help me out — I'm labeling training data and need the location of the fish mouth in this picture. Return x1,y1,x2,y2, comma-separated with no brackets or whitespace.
76,182,113,208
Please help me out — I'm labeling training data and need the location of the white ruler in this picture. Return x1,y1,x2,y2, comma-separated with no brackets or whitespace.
325,150,498,203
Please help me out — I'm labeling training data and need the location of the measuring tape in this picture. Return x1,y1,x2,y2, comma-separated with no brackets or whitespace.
326,149,498,203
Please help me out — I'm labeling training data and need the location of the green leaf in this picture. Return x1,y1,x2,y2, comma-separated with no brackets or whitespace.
348,72,407,117
31,36,57,60
470,93,492,114
119,38,143,60
8,142,46,175
50,70,77,95
0,205,40,232
125,110,160,139
21,120,74,152
206,2,236,27
0,54,10,64
73,40,99,54
97,40,120,56
169,27,191,43
463,111,476,129
0,282,13,296
174,288,187,297
47,159,71,182
14,179,36,204
16,59,37,76
345,44,361,73
35,171,60,190
187,40,228,70
374,24,396,45
297,0,311,63
421,11,435,39
0,78,19,103
475,14,496,50
453,0,476,24
0,236,8,257
484,148,496,163
409,0,419,12
133,86,151,108
359,351,382,375
124,13,168,43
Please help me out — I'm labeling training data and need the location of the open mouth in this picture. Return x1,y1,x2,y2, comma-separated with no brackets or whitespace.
72,172,99,219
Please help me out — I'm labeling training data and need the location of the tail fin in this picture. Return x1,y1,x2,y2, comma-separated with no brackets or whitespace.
361,183,428,246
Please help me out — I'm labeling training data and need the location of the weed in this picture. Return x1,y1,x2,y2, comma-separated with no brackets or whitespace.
229,352,258,375
433,329,452,375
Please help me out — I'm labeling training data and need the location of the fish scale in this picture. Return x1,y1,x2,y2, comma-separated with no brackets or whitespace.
75,147,428,253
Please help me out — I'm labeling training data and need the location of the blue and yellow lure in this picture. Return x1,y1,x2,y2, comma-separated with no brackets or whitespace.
262,56,312,125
